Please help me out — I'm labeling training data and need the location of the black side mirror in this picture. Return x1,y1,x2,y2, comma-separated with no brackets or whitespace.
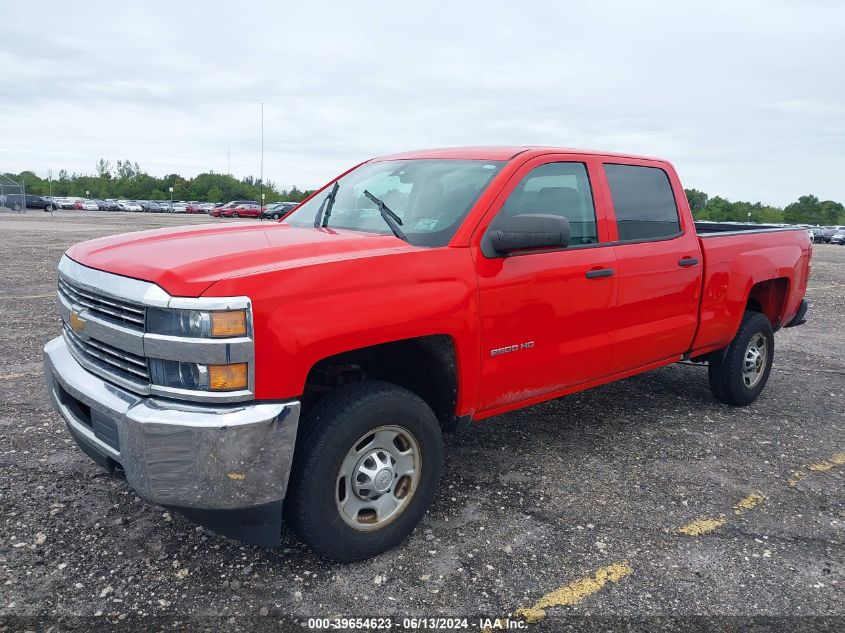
485,214,570,256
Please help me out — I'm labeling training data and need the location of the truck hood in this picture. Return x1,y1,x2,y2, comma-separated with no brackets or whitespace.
66,222,412,296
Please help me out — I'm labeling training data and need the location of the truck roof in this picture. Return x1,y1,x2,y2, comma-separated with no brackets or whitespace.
375,146,667,163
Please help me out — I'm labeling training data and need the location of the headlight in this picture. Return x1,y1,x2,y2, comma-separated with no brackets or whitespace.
149,359,248,391
147,308,248,338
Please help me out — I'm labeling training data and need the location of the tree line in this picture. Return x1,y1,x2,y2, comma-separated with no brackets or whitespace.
3,160,843,225
684,189,844,226
3,159,316,204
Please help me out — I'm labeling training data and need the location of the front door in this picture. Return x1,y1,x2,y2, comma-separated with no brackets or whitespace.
473,157,617,413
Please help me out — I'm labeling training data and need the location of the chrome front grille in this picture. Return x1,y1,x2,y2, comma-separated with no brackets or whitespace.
63,323,150,385
58,276,145,330
56,255,255,403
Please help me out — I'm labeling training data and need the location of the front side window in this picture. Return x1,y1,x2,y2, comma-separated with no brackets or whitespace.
493,162,598,245
284,159,506,247
604,164,680,241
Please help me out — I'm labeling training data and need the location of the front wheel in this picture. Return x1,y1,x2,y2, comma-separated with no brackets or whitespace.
285,381,443,562
232,211,239,218
708,311,774,406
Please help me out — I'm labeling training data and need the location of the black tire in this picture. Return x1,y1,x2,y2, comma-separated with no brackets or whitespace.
232,211,239,218
708,311,774,406
285,380,443,562
272,213,280,219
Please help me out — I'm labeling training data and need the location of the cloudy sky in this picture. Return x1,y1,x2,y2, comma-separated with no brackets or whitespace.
1,0,843,205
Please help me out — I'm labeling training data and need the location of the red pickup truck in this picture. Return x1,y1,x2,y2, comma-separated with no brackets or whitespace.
43,147,811,561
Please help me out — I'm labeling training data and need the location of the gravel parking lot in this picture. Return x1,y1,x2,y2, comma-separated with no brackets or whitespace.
1,211,843,631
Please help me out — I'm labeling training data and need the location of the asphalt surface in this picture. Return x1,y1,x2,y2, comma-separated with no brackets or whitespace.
0,211,843,632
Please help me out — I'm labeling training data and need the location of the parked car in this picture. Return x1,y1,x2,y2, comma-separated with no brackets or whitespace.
0,193,57,211
117,200,143,212
222,203,262,218
212,200,258,217
54,197,80,210
185,203,205,214
73,200,99,211
830,231,845,245
261,201,298,219
136,201,159,213
820,227,845,242
97,199,120,212
172,202,188,213
201,203,216,212
43,146,811,562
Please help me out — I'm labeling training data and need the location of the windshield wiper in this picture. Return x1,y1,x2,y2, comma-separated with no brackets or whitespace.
362,190,407,242
313,182,339,228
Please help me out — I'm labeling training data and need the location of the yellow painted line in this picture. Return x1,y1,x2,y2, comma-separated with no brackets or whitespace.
807,283,845,291
789,451,845,485
678,515,727,536
733,493,765,515
514,562,632,623
0,371,43,380
0,293,55,300
788,469,808,487
807,452,845,472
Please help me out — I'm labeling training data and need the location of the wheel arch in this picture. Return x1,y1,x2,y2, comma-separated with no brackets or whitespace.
301,334,464,432
745,277,791,329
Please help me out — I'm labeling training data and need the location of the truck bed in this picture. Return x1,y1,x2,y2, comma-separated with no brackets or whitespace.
694,221,800,236
691,225,811,356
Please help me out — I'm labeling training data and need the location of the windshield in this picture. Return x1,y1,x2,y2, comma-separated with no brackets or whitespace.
284,159,506,247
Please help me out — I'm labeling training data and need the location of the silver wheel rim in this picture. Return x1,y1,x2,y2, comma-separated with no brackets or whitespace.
335,425,420,531
742,333,767,389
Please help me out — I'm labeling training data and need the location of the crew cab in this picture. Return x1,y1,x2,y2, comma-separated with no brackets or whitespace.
43,147,811,561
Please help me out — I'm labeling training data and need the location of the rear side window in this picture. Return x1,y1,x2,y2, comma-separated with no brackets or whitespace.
497,162,598,245
604,164,680,241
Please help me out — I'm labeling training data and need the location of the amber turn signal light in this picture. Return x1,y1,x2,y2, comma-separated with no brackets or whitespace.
208,363,248,391
211,310,247,337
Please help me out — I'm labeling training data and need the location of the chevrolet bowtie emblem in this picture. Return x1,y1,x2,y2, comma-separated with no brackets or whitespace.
69,310,85,333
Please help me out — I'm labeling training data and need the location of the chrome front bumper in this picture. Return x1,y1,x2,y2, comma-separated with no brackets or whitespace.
44,336,300,517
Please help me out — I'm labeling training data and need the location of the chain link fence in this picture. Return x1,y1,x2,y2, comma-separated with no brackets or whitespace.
0,174,26,213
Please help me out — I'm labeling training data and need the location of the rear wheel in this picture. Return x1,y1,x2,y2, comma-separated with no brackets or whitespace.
232,211,239,218
285,381,443,562
708,311,774,406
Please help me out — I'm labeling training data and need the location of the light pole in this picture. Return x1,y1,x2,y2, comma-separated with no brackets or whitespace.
169,187,174,214
259,101,264,217
747,211,752,223
260,192,266,222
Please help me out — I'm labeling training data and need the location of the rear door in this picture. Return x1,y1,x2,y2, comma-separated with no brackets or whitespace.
473,155,618,412
598,160,702,371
